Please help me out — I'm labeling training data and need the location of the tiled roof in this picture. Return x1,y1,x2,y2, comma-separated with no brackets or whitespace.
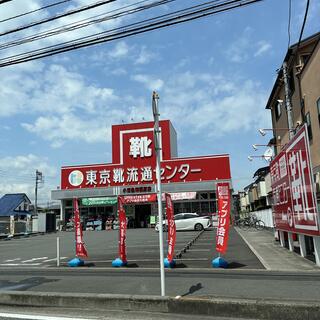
0,193,31,217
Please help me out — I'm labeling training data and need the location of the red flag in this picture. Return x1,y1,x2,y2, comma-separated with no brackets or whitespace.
73,198,88,258
118,196,127,262
216,183,230,255
165,193,176,262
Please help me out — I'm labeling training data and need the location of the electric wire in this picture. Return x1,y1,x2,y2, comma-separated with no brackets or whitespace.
295,0,309,53
0,0,175,51
3,0,222,58
0,0,117,37
287,0,291,49
0,0,14,5
0,0,72,24
0,0,263,67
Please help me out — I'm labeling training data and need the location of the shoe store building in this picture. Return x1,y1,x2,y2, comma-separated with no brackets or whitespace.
51,120,232,230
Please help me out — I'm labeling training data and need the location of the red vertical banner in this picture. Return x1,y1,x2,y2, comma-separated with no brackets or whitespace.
216,183,230,255
73,197,88,258
118,196,127,263
165,193,176,262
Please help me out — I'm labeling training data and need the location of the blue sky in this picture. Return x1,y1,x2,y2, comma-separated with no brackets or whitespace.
0,0,319,205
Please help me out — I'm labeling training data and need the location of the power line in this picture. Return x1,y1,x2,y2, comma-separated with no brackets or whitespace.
0,0,72,24
295,0,309,53
0,0,174,51
0,0,14,5
0,0,263,67
0,0,117,37
287,0,291,49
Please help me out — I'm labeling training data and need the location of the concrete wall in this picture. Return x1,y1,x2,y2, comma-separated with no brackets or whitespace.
252,208,274,228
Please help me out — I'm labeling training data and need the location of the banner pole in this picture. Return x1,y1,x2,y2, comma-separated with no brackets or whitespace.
153,91,165,296
56,237,60,267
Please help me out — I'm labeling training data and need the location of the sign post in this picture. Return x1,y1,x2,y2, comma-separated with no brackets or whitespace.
153,91,166,296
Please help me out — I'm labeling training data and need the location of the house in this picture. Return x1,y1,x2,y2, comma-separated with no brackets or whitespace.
265,31,320,264
265,31,320,205
0,193,32,234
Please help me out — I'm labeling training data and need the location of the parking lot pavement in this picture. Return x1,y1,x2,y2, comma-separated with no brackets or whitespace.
0,227,264,270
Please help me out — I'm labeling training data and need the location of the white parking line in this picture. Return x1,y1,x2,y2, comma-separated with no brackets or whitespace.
43,257,68,262
4,258,21,262
22,257,48,263
0,263,42,266
0,312,84,320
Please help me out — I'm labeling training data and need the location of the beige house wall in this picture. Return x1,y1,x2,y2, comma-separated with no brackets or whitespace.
301,40,320,173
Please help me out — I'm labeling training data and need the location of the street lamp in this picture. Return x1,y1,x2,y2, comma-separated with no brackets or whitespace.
258,128,294,136
252,144,282,151
248,155,272,162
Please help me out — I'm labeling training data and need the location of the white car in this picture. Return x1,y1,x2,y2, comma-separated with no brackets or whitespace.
155,213,211,231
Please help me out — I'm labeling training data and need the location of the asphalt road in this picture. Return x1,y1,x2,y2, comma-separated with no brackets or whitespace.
0,227,263,269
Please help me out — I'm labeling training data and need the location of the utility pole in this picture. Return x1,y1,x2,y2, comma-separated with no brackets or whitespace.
35,170,43,216
152,91,165,297
282,61,294,139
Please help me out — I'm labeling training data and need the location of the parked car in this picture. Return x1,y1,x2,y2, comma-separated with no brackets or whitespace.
155,213,211,231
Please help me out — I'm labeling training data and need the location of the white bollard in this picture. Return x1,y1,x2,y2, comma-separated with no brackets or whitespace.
57,237,60,267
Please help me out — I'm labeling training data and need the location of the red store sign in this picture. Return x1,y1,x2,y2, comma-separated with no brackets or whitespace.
61,120,231,190
270,125,319,235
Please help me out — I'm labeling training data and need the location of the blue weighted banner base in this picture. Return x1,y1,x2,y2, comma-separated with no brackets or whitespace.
112,258,128,267
211,257,228,268
164,258,176,268
68,258,85,267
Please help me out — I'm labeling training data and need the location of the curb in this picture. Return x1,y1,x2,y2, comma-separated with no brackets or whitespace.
0,291,319,319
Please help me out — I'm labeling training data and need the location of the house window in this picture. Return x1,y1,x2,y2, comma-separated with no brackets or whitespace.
275,101,282,121
317,98,320,126
305,112,313,141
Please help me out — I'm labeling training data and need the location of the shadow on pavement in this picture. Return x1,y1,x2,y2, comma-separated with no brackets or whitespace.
0,277,59,291
227,262,246,269
181,282,203,297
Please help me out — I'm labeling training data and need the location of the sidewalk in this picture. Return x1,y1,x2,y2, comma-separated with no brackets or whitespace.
235,227,319,271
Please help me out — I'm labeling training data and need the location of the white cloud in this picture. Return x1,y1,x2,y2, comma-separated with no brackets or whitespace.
108,41,129,59
0,154,58,202
254,41,272,57
160,72,270,137
135,46,155,65
132,74,164,91
111,68,127,76
227,27,272,62
22,114,110,147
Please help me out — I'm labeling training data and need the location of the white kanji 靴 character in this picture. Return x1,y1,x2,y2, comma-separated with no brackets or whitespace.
178,164,190,179
141,166,153,181
113,168,124,183
99,169,111,185
129,136,152,158
86,170,97,185
127,167,138,182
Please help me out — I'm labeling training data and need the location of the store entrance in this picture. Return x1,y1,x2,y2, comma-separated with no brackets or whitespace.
135,204,151,228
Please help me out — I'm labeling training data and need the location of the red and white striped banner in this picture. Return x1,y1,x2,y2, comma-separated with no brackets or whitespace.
165,193,176,262
215,183,230,255
73,198,88,258
118,196,127,263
